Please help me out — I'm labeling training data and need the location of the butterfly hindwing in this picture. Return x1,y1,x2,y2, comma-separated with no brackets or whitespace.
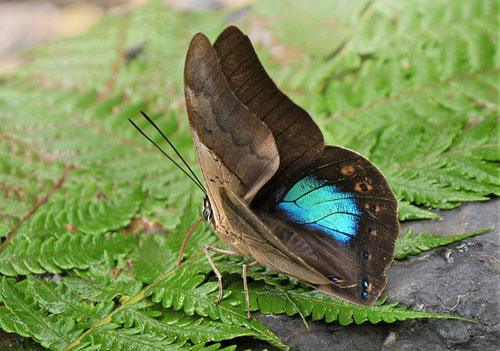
217,186,334,286
255,146,400,305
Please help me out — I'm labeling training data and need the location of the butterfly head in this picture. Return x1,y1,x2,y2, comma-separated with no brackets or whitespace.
202,196,216,229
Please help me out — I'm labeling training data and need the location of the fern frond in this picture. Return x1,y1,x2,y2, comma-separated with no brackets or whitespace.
64,259,287,351
224,281,472,326
132,203,216,285
147,267,239,322
391,170,488,208
62,275,143,302
76,324,187,351
397,201,441,221
0,277,82,350
146,267,287,349
0,231,136,275
113,307,267,345
25,276,114,330
79,326,236,351
27,186,144,234
395,226,493,259
381,115,500,213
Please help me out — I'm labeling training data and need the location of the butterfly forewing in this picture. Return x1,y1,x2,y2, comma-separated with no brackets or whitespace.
184,33,279,211
213,26,324,194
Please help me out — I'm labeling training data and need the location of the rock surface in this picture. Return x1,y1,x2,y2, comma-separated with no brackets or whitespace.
241,198,500,350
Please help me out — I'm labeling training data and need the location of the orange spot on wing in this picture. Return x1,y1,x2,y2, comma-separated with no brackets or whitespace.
375,205,381,212
365,203,370,209
371,230,377,236
355,181,373,192
341,165,355,175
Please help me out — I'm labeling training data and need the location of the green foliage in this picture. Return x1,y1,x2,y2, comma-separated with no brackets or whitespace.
395,226,493,259
27,186,145,235
0,0,497,349
0,278,82,350
255,0,500,219
246,282,472,325
0,231,136,275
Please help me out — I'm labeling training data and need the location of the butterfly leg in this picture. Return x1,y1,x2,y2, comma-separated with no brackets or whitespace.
242,260,258,320
204,245,240,305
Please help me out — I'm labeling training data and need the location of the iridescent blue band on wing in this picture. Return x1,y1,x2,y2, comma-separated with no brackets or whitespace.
276,176,361,243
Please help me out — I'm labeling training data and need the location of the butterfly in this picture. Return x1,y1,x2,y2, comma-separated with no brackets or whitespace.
148,25,400,319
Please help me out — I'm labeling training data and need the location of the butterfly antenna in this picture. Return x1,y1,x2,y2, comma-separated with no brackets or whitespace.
139,111,206,192
128,117,207,195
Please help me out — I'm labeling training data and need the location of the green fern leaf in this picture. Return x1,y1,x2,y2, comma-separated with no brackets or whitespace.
27,186,145,235
132,201,217,285
397,201,441,221
62,276,143,302
390,169,489,208
76,324,187,351
26,276,114,329
132,199,216,285
224,281,471,326
395,226,493,259
112,307,268,345
133,234,177,284
0,277,82,350
64,261,287,350
139,255,286,348
0,231,136,275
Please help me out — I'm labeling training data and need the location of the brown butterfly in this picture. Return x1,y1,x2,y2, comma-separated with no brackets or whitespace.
181,26,400,318
133,25,400,320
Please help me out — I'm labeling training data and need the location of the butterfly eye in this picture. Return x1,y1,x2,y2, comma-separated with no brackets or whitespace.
202,196,212,221
203,206,211,221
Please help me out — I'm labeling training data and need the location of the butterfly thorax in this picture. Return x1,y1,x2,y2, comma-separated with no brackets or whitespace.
203,191,260,260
